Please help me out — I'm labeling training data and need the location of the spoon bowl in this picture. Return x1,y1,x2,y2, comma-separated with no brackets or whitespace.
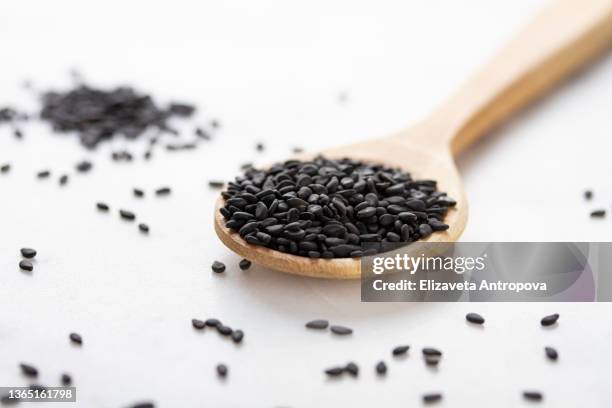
214,123,467,278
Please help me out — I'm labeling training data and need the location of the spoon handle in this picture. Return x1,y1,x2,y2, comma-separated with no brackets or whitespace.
439,0,612,155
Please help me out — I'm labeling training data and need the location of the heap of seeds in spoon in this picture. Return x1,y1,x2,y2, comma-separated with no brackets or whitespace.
219,156,455,258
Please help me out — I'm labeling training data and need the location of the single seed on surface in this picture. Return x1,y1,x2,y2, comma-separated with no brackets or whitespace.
20,248,37,259
217,325,233,336
205,318,221,327
256,143,265,152
37,170,51,179
523,391,543,401
96,202,110,211
392,345,410,356
75,160,93,173
466,312,485,324
590,209,606,218
584,190,593,200
0,163,10,173
325,366,344,377
545,346,558,360
238,259,251,270
208,180,225,189
231,329,244,343
216,363,228,378
330,325,353,335
14,129,23,139
69,332,83,345
306,319,329,330
138,223,149,233
119,209,136,221
19,260,33,271
192,319,206,329
59,174,69,186
0,394,17,405
61,373,72,386
375,361,387,375
345,362,359,377
540,313,559,326
129,402,155,408
423,393,442,404
155,187,171,196
422,348,442,356
20,363,38,377
212,261,226,273
133,188,144,197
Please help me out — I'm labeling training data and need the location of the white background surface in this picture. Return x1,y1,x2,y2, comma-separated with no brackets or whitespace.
1,0,612,406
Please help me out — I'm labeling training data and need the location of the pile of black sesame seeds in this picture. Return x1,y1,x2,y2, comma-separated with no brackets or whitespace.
40,85,196,149
220,156,455,258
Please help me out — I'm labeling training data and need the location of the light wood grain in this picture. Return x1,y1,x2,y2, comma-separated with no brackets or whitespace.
215,0,612,279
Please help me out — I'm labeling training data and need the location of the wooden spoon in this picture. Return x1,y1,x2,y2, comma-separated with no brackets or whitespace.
215,0,612,279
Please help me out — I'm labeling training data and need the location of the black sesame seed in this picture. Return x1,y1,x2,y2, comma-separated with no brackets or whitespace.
192,319,206,329
545,346,558,360
325,366,344,377
69,332,83,345
138,223,149,234
375,361,387,375
540,313,559,326
423,393,442,403
59,174,69,186
424,355,441,366
584,190,593,200
523,391,543,401
231,329,244,343
119,209,136,221
392,345,410,356
216,363,228,378
212,261,226,273
217,325,233,336
238,259,251,270
0,393,18,405
256,142,265,152
61,373,72,386
195,127,210,140
133,188,144,197
19,260,33,271
0,163,10,173
209,180,225,189
129,402,155,408
330,325,353,335
155,187,171,196
20,248,37,258
205,318,221,327
96,202,110,211
344,362,359,377
37,170,51,179
19,363,38,377
306,319,329,330
14,128,23,139
422,347,442,356
590,209,606,218
75,160,93,173
466,312,485,324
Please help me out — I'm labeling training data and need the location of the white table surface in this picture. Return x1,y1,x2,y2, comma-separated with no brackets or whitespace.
1,0,612,406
